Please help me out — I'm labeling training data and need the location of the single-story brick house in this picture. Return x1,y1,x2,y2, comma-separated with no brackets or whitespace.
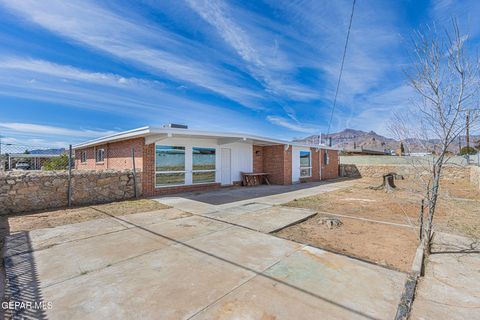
73,125,339,196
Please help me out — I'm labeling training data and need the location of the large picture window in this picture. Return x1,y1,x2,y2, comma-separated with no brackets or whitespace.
192,147,216,183
300,151,312,178
155,146,185,186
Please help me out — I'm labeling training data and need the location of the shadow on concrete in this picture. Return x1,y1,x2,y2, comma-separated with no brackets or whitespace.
430,239,480,255
91,206,382,320
2,232,48,320
0,214,9,319
158,178,357,206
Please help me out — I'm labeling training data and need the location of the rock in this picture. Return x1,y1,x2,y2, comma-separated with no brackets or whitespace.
319,217,343,229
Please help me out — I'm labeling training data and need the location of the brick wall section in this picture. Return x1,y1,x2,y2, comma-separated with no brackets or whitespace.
75,137,144,170
283,146,293,185
262,145,292,185
321,149,339,180
142,143,155,196
252,145,264,173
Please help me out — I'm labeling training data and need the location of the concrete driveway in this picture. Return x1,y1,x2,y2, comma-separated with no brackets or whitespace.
4,206,405,320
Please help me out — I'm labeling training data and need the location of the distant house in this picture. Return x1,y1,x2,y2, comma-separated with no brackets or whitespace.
73,125,339,196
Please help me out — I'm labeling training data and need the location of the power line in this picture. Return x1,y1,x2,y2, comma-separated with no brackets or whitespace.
325,0,356,144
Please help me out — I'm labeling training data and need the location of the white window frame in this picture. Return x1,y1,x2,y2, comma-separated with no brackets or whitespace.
300,150,312,178
155,145,186,188
192,147,216,184
80,151,87,163
324,150,330,165
95,148,105,163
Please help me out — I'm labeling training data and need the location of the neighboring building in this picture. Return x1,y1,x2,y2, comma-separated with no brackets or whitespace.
2,153,61,171
342,147,390,155
73,125,339,196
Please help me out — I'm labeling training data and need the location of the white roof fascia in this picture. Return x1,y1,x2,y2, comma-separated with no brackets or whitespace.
73,126,151,149
73,126,339,151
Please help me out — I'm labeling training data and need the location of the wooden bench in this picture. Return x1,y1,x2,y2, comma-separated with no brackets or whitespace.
241,172,270,186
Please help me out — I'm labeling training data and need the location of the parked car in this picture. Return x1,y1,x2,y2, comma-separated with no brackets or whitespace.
15,161,30,170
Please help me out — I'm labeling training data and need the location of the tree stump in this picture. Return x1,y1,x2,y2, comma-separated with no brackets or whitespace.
369,172,404,192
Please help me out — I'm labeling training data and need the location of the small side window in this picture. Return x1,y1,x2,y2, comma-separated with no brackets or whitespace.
95,148,105,163
323,151,329,165
80,151,87,163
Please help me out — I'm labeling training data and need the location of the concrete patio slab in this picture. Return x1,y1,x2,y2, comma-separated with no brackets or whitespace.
185,227,303,272
203,202,272,218
224,206,316,233
4,208,191,257
194,246,405,320
410,233,480,320
143,215,232,242
154,179,355,208
3,195,406,320
5,227,171,288
40,245,256,320
154,197,217,215
115,208,192,228
6,217,127,255
152,180,355,218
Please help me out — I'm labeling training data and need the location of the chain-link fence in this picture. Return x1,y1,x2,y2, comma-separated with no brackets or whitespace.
0,142,69,171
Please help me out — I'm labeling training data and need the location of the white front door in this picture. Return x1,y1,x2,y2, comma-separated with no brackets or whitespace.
221,148,232,185
292,147,301,183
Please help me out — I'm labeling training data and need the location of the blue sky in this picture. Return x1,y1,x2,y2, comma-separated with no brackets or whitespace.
0,0,479,148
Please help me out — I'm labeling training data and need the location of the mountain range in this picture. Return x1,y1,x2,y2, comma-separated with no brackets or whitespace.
294,129,480,153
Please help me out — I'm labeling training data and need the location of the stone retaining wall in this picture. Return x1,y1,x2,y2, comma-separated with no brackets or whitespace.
0,170,142,214
340,164,471,181
471,166,480,191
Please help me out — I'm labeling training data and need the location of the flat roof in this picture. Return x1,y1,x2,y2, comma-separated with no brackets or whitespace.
73,126,338,150
6,153,62,158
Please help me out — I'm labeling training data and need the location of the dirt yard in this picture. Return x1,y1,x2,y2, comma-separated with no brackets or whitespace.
275,177,480,272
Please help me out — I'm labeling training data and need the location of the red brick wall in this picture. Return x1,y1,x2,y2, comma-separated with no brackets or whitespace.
283,147,292,185
262,145,292,185
142,143,155,196
321,149,339,179
141,143,221,197
252,145,264,173
75,138,144,170
311,148,321,180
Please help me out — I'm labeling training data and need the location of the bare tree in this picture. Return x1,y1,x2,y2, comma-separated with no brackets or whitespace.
391,21,480,255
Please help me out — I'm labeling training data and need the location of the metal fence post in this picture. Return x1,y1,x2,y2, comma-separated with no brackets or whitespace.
131,147,137,198
419,199,424,241
68,144,72,207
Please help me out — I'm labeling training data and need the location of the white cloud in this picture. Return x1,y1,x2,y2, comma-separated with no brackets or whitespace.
0,122,117,138
0,0,265,109
186,0,321,101
266,115,318,134
0,57,159,88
